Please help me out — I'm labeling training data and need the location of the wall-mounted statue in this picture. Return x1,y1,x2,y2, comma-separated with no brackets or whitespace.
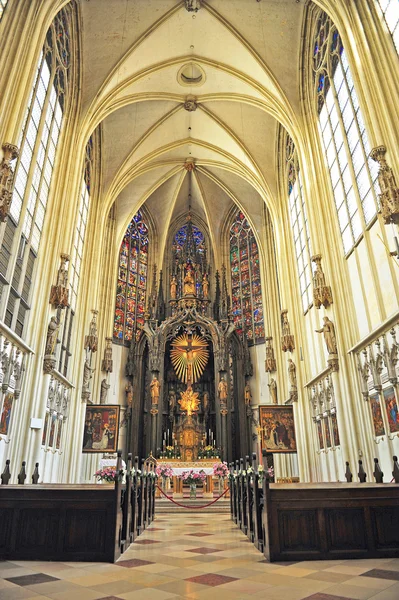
101,337,113,373
288,359,298,402
268,378,278,404
370,145,399,225
244,381,252,406
170,275,177,300
218,376,228,402
150,374,160,405
315,316,337,355
84,309,98,353
281,309,295,352
49,253,70,308
202,272,209,299
45,316,60,357
265,336,277,372
311,255,333,309
0,143,19,222
100,378,110,403
82,358,95,394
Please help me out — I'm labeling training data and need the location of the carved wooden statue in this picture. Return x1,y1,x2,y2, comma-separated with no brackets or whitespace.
49,254,70,308
82,358,95,390
125,382,133,406
244,381,252,406
281,309,295,352
288,359,297,389
265,336,277,372
218,376,228,401
101,337,113,373
100,378,110,403
84,310,98,353
202,273,209,298
45,316,60,356
311,255,333,309
170,275,177,299
183,269,195,295
0,143,19,222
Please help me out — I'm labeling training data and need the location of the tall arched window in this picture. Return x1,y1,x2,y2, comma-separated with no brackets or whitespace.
0,1,8,21
285,135,313,312
230,211,264,344
58,138,94,376
376,1,399,52
313,10,379,255
0,4,74,337
113,211,149,345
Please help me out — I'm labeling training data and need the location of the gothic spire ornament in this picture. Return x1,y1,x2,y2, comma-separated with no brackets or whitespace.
49,254,70,308
311,254,333,309
101,337,113,373
84,310,98,353
281,309,295,352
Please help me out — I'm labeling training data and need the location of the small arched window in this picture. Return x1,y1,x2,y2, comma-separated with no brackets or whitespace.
113,211,149,345
313,9,379,255
229,211,264,345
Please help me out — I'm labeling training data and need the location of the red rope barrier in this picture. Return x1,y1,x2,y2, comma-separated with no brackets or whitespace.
156,485,229,509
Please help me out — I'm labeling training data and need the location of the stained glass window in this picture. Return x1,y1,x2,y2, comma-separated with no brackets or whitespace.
313,10,379,255
230,212,264,344
0,1,8,21
0,4,73,338
286,136,313,312
174,224,205,255
113,211,149,345
377,1,399,52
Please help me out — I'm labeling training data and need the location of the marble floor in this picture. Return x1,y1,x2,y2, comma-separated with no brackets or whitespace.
1,514,399,600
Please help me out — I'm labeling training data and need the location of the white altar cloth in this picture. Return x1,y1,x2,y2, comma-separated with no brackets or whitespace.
170,467,213,476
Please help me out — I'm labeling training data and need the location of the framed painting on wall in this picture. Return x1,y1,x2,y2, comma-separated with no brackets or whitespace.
82,405,120,453
370,393,385,437
259,406,296,453
383,387,399,434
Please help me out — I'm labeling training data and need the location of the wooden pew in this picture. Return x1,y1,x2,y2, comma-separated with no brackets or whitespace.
251,453,264,553
260,451,399,562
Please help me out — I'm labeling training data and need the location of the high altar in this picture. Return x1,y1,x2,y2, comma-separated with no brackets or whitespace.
125,211,253,463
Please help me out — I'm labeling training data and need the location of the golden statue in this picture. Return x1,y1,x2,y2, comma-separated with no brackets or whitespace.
170,333,209,385
183,269,195,295
178,387,201,416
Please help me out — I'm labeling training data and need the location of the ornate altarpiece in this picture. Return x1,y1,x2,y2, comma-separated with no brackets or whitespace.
125,217,252,462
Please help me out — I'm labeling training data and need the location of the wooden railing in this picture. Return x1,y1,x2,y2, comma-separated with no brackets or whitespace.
229,452,399,562
0,451,156,562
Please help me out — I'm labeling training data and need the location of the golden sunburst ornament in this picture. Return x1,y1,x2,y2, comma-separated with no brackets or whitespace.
178,388,201,416
170,333,209,385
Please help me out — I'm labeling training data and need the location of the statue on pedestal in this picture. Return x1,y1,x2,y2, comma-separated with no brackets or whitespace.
85,310,98,353
202,273,209,299
170,275,177,299
100,378,110,403
315,317,337,354
244,381,252,405
45,316,60,356
183,269,195,295
268,378,278,404
150,374,160,405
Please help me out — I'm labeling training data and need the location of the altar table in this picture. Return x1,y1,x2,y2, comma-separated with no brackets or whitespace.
157,459,216,476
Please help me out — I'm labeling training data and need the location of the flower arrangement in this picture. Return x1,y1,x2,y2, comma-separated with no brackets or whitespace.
94,467,117,483
258,464,274,482
213,461,229,478
156,464,173,479
180,469,207,486
198,445,220,459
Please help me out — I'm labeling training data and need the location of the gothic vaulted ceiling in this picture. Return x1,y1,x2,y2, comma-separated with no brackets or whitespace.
78,0,305,254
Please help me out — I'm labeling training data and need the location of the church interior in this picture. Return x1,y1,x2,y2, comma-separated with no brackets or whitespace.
1,0,399,597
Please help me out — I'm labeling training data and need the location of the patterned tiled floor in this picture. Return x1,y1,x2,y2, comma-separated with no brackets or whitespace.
1,514,399,599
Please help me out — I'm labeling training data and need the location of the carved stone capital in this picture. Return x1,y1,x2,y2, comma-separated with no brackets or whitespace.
328,354,339,372
43,356,56,375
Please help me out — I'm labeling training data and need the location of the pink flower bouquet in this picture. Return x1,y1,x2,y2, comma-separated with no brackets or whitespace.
180,469,207,486
155,464,173,479
213,461,228,478
94,467,117,482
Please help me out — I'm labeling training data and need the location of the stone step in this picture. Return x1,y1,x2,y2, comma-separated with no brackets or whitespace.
155,498,230,513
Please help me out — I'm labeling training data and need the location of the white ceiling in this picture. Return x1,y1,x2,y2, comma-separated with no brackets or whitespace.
78,0,305,258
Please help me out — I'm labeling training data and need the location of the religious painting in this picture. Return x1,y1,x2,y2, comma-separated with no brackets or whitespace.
82,405,120,453
317,419,324,450
324,417,332,448
370,393,385,437
331,412,340,446
48,412,57,448
56,418,63,450
0,393,13,436
42,411,50,446
383,387,399,433
259,406,296,453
